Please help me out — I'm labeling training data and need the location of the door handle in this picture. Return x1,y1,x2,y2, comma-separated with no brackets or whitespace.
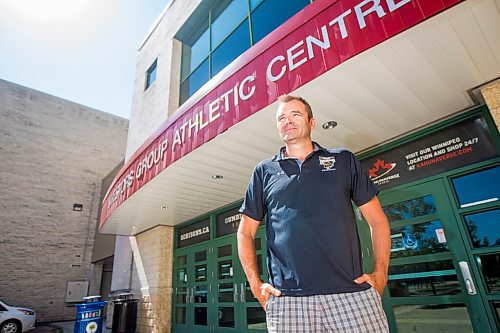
459,261,477,295
233,283,238,303
190,287,195,303
240,283,245,302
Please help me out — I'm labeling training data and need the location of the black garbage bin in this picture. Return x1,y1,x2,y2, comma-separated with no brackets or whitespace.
111,293,138,333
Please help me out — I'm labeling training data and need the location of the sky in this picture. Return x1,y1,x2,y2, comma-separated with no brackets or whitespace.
0,0,171,119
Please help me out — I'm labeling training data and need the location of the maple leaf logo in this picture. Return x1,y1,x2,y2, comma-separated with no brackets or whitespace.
368,159,397,180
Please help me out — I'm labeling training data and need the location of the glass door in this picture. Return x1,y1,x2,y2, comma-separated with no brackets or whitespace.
212,227,267,333
173,227,267,333
173,244,213,333
371,179,495,333
448,165,500,332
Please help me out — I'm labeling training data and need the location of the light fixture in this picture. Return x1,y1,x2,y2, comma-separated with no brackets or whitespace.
132,225,137,229
322,120,338,130
212,175,223,180
160,206,168,210
73,203,83,211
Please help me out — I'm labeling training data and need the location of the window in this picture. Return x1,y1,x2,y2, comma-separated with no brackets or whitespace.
382,195,437,222
463,209,500,248
251,0,310,44
451,166,500,208
145,59,158,90
477,253,500,292
389,220,449,259
211,19,250,76
211,0,247,49
178,0,311,105
387,260,460,297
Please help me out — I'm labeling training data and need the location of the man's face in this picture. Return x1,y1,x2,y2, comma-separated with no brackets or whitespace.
276,99,315,143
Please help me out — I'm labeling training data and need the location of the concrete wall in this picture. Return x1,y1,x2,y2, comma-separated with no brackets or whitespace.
132,226,174,333
91,164,123,264
125,0,201,160
0,79,128,322
110,2,201,332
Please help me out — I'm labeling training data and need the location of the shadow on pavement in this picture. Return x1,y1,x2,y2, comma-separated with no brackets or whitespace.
32,321,111,333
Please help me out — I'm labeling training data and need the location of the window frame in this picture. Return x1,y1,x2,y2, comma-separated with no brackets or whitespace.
177,0,312,105
145,59,158,91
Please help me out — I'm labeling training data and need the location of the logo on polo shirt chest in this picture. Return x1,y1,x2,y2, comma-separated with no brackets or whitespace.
319,156,336,172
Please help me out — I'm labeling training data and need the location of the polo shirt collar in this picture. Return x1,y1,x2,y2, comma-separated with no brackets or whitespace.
275,141,328,161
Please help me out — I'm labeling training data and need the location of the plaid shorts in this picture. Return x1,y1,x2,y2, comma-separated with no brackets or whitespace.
265,288,389,333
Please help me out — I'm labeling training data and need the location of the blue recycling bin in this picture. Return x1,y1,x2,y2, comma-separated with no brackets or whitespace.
74,296,107,333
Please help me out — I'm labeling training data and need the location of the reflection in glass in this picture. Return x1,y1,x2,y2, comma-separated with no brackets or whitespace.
492,302,500,329
393,304,473,333
250,0,264,10
145,60,157,90
180,58,209,105
452,166,499,207
255,238,261,251
477,253,500,292
176,287,187,304
390,220,448,258
195,285,208,303
388,260,460,297
180,18,209,81
464,209,500,248
194,307,207,326
211,19,250,77
257,254,263,276
195,250,207,262
188,28,210,74
179,0,311,103
219,260,233,279
178,268,187,283
247,307,267,330
195,264,207,282
211,0,247,49
383,195,436,222
175,307,186,324
219,307,235,327
218,283,234,302
177,255,187,265
218,244,232,257
251,0,310,44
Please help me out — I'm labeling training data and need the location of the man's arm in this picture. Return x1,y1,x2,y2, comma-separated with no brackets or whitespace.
354,196,391,296
237,214,281,308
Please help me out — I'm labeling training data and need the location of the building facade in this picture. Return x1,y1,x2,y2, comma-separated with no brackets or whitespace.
101,0,500,332
0,79,128,322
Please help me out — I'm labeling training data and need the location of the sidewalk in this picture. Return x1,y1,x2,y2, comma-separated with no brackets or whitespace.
32,321,111,333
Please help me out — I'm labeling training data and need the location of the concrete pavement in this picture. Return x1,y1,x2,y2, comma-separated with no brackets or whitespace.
32,321,111,333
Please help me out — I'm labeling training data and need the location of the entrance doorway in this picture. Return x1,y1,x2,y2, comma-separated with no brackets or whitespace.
173,228,267,333
374,170,499,333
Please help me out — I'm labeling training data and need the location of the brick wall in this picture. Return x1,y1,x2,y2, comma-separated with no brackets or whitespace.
131,226,174,333
0,79,128,322
481,79,500,130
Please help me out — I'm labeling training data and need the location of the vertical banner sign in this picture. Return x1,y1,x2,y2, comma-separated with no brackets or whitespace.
361,117,498,190
178,218,210,248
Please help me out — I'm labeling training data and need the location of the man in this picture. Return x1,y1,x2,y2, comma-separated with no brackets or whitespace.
237,95,390,332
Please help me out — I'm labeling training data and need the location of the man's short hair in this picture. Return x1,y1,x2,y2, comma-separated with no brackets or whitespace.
278,94,313,120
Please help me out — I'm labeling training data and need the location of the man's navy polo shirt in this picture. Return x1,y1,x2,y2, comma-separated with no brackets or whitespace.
240,143,379,296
